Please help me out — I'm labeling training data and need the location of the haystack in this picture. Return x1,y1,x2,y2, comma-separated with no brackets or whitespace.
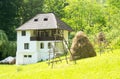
70,31,96,60
97,32,106,42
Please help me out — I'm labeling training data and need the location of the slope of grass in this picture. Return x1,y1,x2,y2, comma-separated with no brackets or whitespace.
0,49,120,79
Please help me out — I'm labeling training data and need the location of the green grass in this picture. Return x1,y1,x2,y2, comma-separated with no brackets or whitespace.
0,49,120,79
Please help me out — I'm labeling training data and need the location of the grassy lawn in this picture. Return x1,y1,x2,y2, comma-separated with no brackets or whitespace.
0,49,120,79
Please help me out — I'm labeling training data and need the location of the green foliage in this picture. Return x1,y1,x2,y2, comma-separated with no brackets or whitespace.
43,0,67,17
62,0,120,48
63,0,107,32
0,30,8,42
0,30,16,59
108,0,120,9
69,32,76,39
0,0,120,58
0,49,120,79
0,30,8,59
0,0,23,40
19,0,44,23
3,41,17,57
0,42,16,59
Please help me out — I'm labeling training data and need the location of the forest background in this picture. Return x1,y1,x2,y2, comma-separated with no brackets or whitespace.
0,0,120,59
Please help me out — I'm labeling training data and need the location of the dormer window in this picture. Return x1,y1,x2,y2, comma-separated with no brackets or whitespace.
43,18,48,21
34,19,38,22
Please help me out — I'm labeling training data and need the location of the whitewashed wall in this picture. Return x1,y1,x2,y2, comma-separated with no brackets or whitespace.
16,30,69,65
64,30,68,41
16,30,38,64
37,41,54,61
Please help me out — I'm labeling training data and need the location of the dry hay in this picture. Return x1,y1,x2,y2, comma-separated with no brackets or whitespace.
96,32,109,53
70,31,96,60
93,32,106,46
97,32,106,43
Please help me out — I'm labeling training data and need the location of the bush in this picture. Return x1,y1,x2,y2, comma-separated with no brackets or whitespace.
0,30,16,59
1,41,16,59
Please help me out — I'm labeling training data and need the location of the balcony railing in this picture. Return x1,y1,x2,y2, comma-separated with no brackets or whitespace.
30,36,63,41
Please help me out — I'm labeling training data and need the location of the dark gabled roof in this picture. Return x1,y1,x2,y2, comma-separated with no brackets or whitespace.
56,17,73,31
16,13,73,31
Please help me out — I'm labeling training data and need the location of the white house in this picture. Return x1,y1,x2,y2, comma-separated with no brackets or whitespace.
16,13,72,65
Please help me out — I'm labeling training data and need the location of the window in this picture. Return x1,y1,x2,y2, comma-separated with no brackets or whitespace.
52,30,56,36
24,43,29,49
28,55,32,58
40,43,44,49
41,31,45,37
34,19,38,22
22,31,26,36
43,18,48,21
24,55,32,58
48,42,52,49
24,55,27,57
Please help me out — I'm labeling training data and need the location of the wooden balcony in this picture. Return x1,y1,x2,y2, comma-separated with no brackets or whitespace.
30,36,63,41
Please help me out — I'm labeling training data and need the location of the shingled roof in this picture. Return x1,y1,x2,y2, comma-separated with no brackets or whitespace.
16,13,73,31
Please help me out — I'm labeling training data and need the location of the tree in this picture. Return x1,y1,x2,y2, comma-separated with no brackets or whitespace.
0,0,45,40
0,30,16,59
63,0,106,33
0,0,24,40
108,0,120,9
0,30,8,59
19,0,44,24
0,30,8,45
42,0,68,17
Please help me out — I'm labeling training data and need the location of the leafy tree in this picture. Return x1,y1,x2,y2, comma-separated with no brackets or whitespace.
108,0,120,9
63,0,106,33
0,0,24,40
0,30,16,59
0,30,8,47
0,30,8,59
0,0,45,40
19,0,44,24
43,0,68,17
